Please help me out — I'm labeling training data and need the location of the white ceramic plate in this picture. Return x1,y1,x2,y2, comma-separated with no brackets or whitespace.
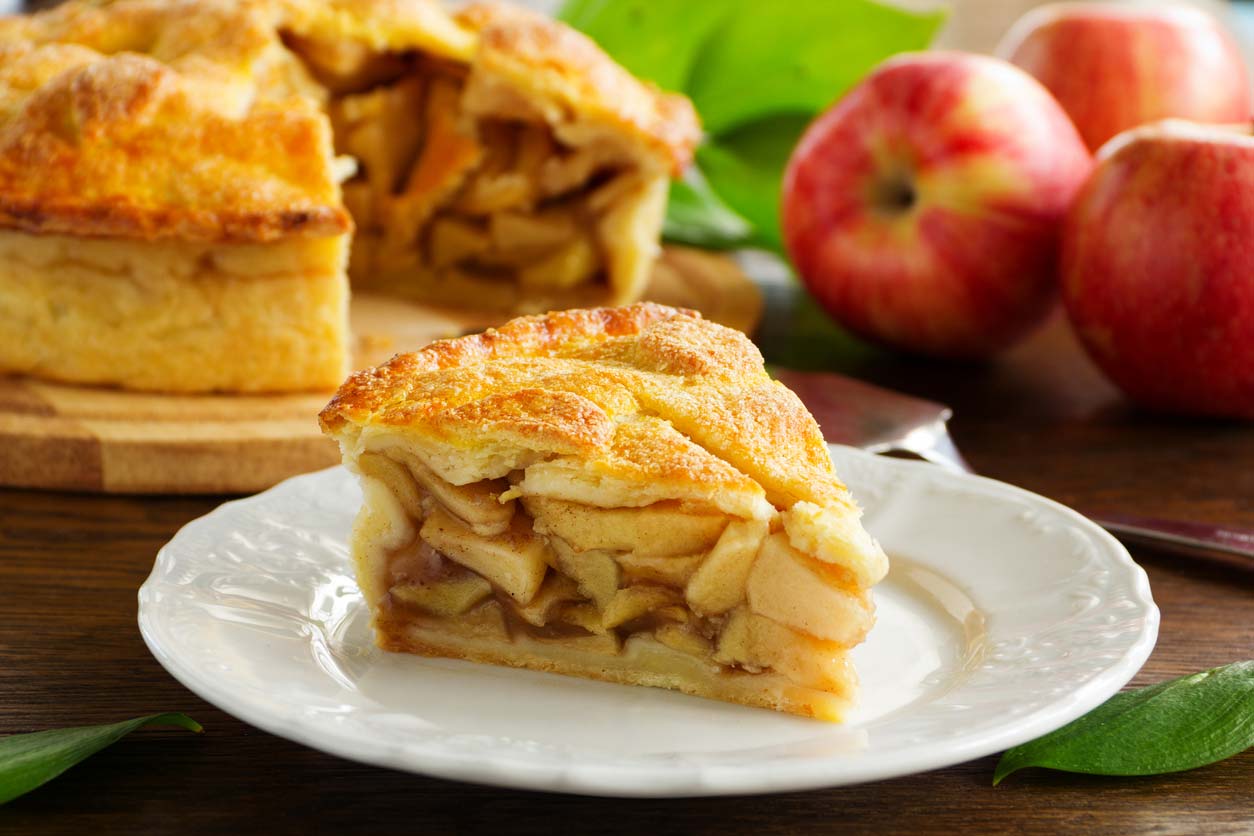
138,447,1158,797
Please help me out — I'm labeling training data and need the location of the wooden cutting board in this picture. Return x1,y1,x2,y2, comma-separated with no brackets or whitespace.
0,247,762,494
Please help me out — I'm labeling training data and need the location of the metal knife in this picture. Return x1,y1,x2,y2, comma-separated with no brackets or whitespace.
774,368,1254,564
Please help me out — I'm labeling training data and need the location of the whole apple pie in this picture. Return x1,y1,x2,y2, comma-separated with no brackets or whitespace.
320,304,888,720
0,0,697,392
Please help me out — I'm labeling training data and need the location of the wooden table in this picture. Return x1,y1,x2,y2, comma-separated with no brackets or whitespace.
1,303,1251,834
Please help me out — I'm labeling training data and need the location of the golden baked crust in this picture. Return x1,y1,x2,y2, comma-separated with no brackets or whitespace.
322,303,676,426
0,0,697,244
0,3,348,242
320,303,850,510
455,3,698,176
322,305,888,720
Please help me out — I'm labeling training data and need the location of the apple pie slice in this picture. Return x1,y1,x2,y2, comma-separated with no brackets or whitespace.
320,303,888,720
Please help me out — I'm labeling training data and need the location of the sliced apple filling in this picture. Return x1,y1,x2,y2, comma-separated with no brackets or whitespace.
350,443,875,721
321,305,888,721
282,38,668,313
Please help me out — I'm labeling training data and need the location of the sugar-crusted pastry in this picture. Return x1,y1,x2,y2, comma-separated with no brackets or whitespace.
0,0,698,392
320,304,888,720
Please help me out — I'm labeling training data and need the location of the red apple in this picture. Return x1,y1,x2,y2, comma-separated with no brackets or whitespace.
999,3,1250,152
1061,120,1254,419
782,52,1092,359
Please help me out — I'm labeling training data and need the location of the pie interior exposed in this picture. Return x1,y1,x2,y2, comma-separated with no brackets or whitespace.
0,0,698,392
320,304,889,720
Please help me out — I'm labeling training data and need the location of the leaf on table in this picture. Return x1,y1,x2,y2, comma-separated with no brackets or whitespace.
0,712,202,805
993,661,1254,785
558,0,944,251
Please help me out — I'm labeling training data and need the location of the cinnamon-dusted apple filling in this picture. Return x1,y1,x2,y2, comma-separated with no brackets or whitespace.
283,0,692,313
317,57,666,312
321,304,888,720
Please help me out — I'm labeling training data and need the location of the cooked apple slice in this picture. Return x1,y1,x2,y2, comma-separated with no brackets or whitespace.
525,497,727,557
353,477,418,605
715,607,854,693
745,533,873,646
334,78,428,206
654,623,712,658
455,171,533,215
428,217,491,268
387,75,483,246
511,574,583,627
549,537,619,609
489,209,576,256
518,235,599,291
385,448,514,536
601,585,684,629
391,573,493,617
442,600,510,641
357,452,426,520
341,180,376,228
539,142,624,198
553,602,611,636
419,507,549,604
685,518,769,616
614,551,705,587
512,123,554,181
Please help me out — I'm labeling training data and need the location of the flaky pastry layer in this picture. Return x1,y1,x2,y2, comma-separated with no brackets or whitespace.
0,229,349,392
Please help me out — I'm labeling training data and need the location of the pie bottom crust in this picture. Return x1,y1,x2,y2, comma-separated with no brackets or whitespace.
376,616,851,721
0,229,350,393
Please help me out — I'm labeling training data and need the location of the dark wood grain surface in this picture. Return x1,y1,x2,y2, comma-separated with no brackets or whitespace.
2,306,1252,836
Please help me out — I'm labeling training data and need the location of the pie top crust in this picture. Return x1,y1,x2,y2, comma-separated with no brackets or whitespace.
320,303,888,588
0,0,698,244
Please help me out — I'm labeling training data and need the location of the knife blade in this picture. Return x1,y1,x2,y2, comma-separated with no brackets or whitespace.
772,368,972,473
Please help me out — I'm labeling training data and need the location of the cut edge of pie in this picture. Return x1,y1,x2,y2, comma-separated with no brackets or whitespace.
320,303,889,721
0,0,700,392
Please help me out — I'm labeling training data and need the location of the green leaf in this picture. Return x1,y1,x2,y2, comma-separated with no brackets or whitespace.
0,713,202,805
559,0,945,251
993,662,1254,785
695,114,813,252
556,1,730,91
686,0,946,135
663,165,755,250
759,292,883,370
